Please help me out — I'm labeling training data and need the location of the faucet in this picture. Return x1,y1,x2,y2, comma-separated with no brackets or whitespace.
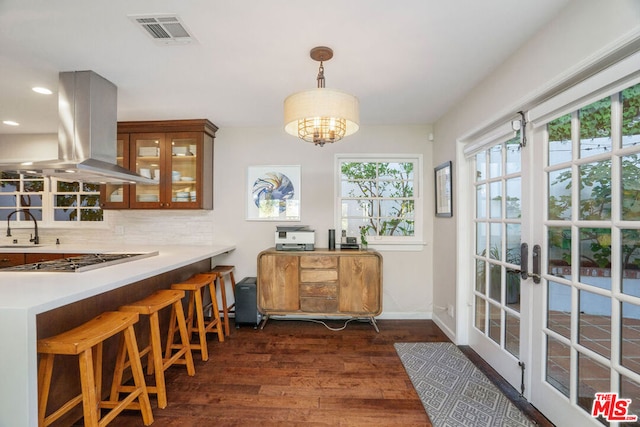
6,209,40,245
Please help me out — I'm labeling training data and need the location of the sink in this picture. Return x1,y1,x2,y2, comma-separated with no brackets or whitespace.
0,245,47,248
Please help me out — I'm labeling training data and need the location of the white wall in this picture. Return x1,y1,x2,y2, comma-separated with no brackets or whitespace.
431,0,640,341
26,123,434,318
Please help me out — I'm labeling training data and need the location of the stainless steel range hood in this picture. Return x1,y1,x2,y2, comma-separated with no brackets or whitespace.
0,70,154,184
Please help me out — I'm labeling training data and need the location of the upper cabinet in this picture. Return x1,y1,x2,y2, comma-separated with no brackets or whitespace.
100,119,217,210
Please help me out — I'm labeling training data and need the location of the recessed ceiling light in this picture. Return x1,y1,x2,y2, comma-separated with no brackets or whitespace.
3,120,19,126
32,86,53,95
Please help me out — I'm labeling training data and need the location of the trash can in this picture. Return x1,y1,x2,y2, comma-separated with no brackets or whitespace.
234,277,262,328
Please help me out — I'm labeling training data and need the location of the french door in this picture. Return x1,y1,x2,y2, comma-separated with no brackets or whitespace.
467,61,640,425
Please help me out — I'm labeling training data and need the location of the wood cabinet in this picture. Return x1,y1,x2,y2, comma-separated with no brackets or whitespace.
0,253,24,268
100,119,217,210
257,249,382,325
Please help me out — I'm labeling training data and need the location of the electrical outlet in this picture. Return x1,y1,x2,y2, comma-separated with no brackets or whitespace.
447,304,455,318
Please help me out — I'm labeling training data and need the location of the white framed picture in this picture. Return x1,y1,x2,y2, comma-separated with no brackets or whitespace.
246,165,301,221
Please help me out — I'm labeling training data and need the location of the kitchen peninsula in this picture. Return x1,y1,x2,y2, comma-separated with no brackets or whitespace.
0,242,235,427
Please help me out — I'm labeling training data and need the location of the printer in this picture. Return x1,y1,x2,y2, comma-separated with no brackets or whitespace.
275,226,315,251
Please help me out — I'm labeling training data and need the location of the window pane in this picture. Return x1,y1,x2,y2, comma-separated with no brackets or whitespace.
579,96,612,158
548,227,571,277
340,162,376,180
54,208,74,221
505,313,520,358
622,82,640,148
577,353,610,416
490,181,502,218
506,224,520,265
55,195,77,207
489,303,501,344
378,180,413,198
489,145,502,178
548,113,572,166
579,228,611,290
548,168,571,220
489,263,501,302
475,152,486,182
476,184,486,218
475,296,486,332
476,222,487,256
56,181,79,192
378,162,413,180
621,301,640,375
476,260,486,293
23,179,44,192
505,135,521,175
505,177,521,218
341,180,377,198
0,180,18,192
379,219,414,236
379,200,413,218
578,289,610,358
547,281,571,339
620,376,640,426
490,223,502,260
622,229,640,297
80,194,101,208
622,154,640,220
341,199,375,217
579,160,611,220
546,335,570,397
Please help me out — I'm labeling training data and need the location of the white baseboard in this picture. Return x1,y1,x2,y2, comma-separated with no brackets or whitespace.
432,312,457,343
376,312,432,320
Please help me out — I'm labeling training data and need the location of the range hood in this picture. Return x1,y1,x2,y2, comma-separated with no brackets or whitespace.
0,70,154,184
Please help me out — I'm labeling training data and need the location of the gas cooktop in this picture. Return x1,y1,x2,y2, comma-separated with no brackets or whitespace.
0,251,159,272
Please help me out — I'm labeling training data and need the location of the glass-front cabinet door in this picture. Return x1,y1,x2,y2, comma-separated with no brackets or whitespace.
165,132,202,209
130,133,164,208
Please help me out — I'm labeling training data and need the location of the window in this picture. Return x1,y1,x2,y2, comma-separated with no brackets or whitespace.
0,172,103,225
336,154,422,248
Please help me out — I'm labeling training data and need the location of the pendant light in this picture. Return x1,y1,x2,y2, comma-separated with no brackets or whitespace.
284,46,359,147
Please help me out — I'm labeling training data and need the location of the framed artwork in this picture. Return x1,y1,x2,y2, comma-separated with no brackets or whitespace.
435,161,453,217
247,165,301,221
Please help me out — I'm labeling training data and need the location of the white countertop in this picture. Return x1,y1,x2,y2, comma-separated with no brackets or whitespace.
0,242,235,427
0,243,235,313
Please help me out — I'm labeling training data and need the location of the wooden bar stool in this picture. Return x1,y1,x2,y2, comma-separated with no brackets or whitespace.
37,311,153,427
168,273,224,361
113,289,195,409
210,265,237,336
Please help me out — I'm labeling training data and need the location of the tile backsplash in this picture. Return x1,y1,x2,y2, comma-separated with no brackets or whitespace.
5,210,215,246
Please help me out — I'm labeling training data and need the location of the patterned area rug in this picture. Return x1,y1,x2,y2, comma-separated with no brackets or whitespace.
395,342,534,427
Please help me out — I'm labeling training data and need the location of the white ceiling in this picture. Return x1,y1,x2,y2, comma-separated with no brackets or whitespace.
0,0,571,135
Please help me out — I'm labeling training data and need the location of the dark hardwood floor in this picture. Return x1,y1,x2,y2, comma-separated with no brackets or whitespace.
104,319,551,426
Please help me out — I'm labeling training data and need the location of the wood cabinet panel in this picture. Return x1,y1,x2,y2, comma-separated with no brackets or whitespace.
300,269,338,283
339,256,381,314
300,283,338,298
300,256,338,269
258,249,382,319
0,253,24,267
258,254,299,311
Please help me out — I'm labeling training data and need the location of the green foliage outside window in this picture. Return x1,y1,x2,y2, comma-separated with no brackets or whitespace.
340,161,415,238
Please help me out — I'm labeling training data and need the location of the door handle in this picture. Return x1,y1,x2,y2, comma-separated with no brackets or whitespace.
507,243,541,283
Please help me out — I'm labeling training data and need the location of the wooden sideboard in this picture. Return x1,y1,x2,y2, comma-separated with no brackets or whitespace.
257,248,382,331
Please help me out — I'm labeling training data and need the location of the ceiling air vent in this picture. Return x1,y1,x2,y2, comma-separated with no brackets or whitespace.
129,14,196,45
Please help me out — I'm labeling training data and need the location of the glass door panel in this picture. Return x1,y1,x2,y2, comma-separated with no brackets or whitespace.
470,129,525,390
131,134,162,206
531,82,640,425
167,134,199,207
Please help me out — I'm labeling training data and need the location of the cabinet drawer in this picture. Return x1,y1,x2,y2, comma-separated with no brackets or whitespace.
300,297,338,313
300,269,338,283
300,282,338,298
300,256,338,269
